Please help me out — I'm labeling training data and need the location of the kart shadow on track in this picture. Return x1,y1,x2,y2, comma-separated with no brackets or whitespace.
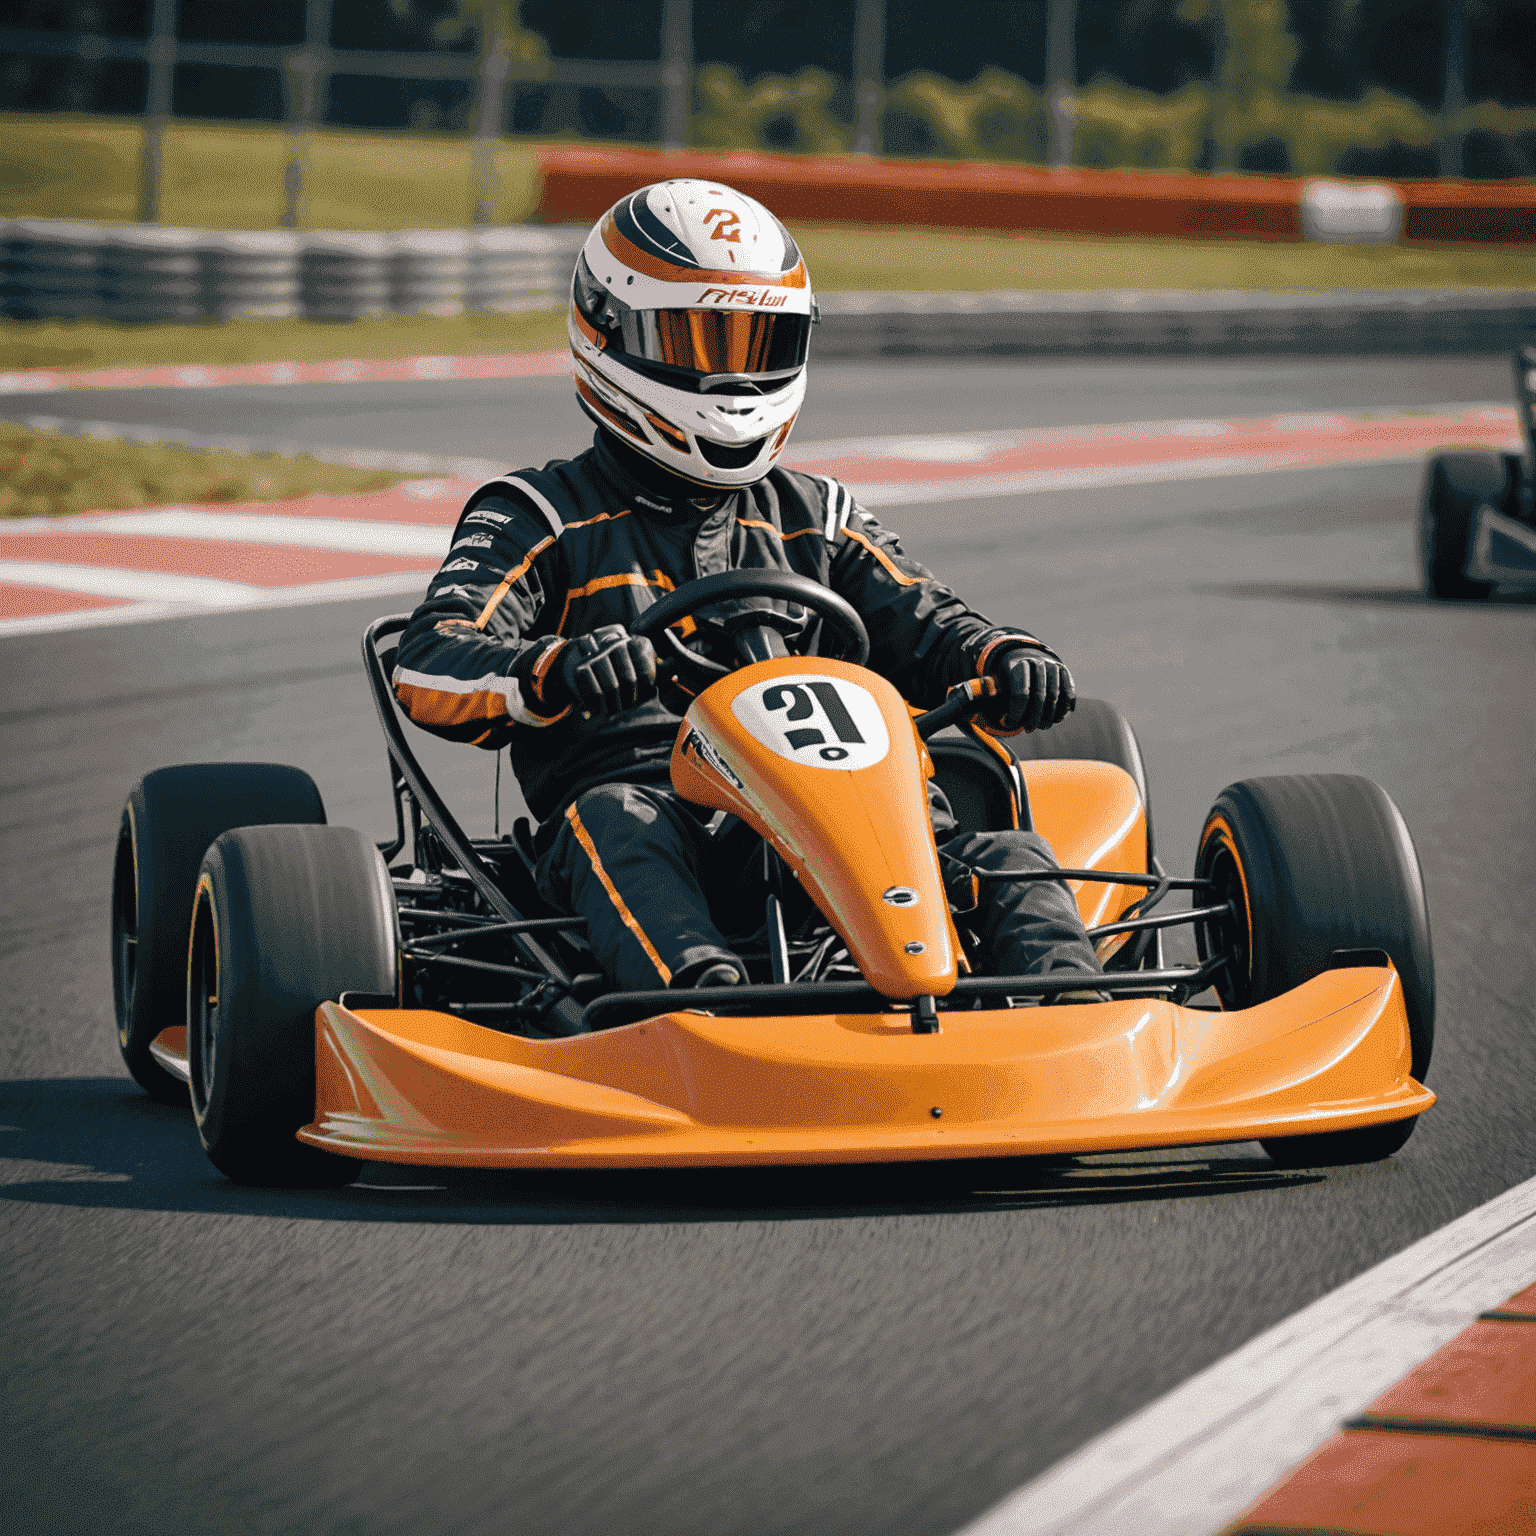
2,1078,1326,1225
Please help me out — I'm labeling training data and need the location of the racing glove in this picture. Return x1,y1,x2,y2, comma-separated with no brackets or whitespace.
547,625,658,718
984,643,1076,733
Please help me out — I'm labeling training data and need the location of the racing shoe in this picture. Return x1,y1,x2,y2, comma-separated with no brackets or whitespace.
1051,986,1112,1004
672,955,747,989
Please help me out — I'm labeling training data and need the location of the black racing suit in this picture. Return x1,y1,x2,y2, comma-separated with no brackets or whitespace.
395,429,1100,990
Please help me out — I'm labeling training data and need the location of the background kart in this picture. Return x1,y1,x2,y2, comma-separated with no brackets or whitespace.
1419,332,1536,598
111,571,1436,1188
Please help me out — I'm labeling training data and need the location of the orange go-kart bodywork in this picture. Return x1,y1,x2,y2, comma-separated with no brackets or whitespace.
159,655,1432,1169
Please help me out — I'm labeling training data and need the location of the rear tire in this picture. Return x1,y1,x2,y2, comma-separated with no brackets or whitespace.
1420,452,1504,601
112,764,326,1104
188,824,397,1187
1194,775,1434,1168
1007,698,1155,861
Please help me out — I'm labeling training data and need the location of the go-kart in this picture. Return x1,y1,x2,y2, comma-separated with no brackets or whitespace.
1420,333,1536,598
111,570,1436,1188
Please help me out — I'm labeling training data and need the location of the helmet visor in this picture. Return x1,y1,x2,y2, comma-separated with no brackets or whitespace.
634,308,811,379
573,252,812,389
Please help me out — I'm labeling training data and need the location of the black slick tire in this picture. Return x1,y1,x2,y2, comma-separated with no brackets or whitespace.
112,764,326,1103
188,824,398,1188
1419,452,1504,601
1007,697,1155,862
1194,774,1434,1168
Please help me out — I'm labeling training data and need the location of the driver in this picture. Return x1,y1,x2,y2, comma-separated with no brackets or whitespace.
394,180,1103,995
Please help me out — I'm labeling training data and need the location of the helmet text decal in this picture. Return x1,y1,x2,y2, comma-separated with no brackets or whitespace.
696,287,790,307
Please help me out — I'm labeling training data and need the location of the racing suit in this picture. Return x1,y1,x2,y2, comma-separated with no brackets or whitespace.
395,429,1101,990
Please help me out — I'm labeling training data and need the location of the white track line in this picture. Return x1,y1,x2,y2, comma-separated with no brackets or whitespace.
849,452,1308,508
0,569,428,640
956,1171,1536,1536
0,560,264,606
78,509,454,558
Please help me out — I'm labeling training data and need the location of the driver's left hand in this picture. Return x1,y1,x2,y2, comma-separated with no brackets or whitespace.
986,645,1076,733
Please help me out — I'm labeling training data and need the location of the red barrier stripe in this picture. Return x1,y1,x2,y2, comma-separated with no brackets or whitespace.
537,146,1536,245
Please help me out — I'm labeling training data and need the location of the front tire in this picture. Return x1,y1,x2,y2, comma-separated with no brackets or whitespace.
112,764,326,1103
188,824,398,1187
1420,452,1505,601
1194,774,1435,1168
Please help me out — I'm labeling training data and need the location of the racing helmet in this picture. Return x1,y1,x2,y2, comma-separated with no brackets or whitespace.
567,179,815,489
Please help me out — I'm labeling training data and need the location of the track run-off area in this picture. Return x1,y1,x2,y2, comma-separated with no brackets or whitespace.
3,354,1535,1536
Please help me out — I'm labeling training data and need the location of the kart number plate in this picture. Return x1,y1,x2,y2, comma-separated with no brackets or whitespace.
731,674,890,770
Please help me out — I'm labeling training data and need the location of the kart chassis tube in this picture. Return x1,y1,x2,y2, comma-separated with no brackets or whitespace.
363,614,583,1029
582,954,1233,1032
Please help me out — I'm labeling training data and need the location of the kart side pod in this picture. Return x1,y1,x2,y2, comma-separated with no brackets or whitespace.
670,658,960,998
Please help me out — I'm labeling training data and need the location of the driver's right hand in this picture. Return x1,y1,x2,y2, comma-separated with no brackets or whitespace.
549,625,658,718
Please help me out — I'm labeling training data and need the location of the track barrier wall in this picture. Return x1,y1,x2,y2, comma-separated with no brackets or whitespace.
0,221,589,325
537,146,1536,246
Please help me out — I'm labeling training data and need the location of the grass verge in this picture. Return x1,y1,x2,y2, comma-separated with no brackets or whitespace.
0,420,407,518
1,115,545,228
0,309,569,374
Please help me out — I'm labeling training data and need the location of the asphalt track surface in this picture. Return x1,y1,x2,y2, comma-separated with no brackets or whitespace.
4,355,1535,1536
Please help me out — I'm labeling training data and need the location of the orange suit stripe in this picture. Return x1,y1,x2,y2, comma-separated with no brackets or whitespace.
557,569,675,635
565,804,672,985
841,526,922,586
474,536,555,630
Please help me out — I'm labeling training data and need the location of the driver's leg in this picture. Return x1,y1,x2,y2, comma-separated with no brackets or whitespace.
537,782,746,991
930,784,1102,979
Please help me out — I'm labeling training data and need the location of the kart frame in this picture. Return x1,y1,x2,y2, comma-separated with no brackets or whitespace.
363,613,1247,1039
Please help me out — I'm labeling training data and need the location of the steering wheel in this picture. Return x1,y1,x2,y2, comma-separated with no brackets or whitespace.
631,571,870,698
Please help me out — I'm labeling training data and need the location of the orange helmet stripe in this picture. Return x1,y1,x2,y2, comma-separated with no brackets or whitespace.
600,216,809,289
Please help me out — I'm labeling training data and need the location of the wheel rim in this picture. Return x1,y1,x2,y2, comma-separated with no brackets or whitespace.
188,883,220,1118
1196,832,1250,1010
111,816,138,1045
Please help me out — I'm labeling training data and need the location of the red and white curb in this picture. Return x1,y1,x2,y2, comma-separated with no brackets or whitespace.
782,403,1521,509
0,475,470,638
0,348,572,396
1,405,1520,640
955,1173,1536,1536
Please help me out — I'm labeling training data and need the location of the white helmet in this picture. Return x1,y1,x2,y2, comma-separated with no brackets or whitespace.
567,179,815,490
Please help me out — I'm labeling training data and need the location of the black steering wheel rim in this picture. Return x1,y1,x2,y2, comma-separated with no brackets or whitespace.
630,570,870,666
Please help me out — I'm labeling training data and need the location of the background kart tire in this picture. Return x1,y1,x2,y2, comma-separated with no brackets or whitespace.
188,824,397,1187
1006,697,1155,862
112,763,326,1104
1194,774,1434,1168
1419,452,1505,601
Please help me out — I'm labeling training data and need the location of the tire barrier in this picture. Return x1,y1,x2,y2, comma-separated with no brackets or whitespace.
469,225,586,314
536,145,1536,245
812,287,1536,357
102,225,206,325
2,220,104,319
204,230,303,321
0,220,588,324
390,229,471,320
300,230,394,323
